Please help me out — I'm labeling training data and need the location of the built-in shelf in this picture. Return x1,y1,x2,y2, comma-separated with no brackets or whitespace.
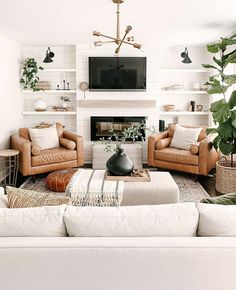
160,69,209,73
22,90,76,94
159,111,209,116
22,111,76,115
160,90,208,95
22,68,76,72
78,99,156,108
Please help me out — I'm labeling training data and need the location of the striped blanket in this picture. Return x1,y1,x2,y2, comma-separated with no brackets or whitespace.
67,169,124,207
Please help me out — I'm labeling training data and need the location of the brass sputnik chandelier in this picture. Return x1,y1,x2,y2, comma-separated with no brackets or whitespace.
93,0,142,55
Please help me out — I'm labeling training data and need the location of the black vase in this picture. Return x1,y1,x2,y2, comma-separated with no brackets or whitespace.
106,147,134,176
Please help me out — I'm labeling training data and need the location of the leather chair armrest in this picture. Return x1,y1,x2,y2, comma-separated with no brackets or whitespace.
59,137,76,150
148,131,168,166
63,131,84,166
199,134,220,175
11,134,32,176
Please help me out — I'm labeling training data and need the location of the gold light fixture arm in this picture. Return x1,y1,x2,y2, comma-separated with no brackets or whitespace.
115,26,132,54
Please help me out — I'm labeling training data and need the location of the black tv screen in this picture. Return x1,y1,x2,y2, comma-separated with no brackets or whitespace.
89,57,146,91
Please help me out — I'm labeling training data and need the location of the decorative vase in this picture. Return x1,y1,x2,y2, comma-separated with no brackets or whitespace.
34,98,47,112
62,101,68,109
106,147,134,176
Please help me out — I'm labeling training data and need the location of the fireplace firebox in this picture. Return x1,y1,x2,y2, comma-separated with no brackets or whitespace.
90,116,146,141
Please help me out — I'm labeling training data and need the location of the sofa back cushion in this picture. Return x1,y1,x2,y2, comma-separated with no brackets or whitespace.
0,205,67,237
197,203,236,236
29,125,59,150
168,123,206,141
64,203,199,237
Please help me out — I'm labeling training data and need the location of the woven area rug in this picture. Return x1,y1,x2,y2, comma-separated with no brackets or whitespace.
20,171,210,203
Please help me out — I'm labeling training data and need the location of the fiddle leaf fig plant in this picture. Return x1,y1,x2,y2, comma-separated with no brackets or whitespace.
20,58,44,92
202,33,236,167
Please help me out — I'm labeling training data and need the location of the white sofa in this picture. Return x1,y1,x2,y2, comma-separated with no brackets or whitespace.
1,194,236,290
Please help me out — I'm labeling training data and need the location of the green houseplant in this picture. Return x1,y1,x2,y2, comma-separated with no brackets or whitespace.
203,33,236,192
20,58,44,92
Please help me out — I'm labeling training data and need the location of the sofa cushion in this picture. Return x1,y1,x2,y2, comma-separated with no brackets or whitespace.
32,147,77,167
29,125,59,150
0,205,67,237
59,137,76,150
168,124,206,141
190,143,199,155
201,192,236,205
64,203,199,237
197,203,236,236
170,124,202,150
6,186,71,208
155,147,199,166
155,137,172,150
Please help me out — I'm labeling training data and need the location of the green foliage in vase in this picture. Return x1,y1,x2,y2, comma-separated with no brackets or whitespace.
60,96,71,102
20,58,44,92
97,122,157,153
202,33,236,167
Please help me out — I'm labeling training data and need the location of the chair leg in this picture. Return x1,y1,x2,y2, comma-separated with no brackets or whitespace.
32,175,36,183
194,174,198,182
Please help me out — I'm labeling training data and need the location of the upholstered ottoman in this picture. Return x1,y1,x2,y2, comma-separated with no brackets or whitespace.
122,172,179,205
46,168,77,192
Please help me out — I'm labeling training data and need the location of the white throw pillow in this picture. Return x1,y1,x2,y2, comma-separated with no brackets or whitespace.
29,125,59,150
64,203,199,237
197,203,236,237
170,124,202,150
0,205,67,237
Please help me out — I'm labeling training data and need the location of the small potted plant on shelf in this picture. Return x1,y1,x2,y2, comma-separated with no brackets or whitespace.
202,32,236,193
60,96,71,109
20,58,44,92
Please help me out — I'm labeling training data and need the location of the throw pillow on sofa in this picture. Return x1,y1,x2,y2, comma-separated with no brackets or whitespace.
200,192,236,205
6,186,71,208
170,124,202,150
197,203,236,236
64,202,199,237
29,125,59,150
0,205,67,237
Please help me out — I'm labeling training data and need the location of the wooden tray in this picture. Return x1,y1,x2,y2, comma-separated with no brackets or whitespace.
106,169,151,182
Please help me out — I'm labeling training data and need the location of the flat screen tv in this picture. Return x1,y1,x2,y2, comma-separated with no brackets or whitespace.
89,57,146,92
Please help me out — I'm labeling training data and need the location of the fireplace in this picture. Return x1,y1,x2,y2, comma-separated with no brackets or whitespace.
90,116,146,141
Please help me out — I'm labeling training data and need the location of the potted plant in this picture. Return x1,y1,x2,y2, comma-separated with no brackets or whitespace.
20,58,44,92
202,32,236,193
60,96,71,109
98,122,156,176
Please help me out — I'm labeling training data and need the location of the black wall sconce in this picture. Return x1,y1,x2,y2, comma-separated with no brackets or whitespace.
181,47,192,64
43,47,55,63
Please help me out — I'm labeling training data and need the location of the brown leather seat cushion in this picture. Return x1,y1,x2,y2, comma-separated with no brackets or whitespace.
46,168,78,192
32,147,77,167
155,147,199,166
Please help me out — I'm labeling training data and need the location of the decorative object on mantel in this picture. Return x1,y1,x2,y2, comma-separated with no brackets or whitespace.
106,146,134,176
79,82,89,99
202,32,236,193
106,169,151,182
34,97,47,112
163,104,175,112
43,47,55,63
35,81,51,90
20,58,44,92
181,47,192,64
187,101,195,112
52,105,73,112
34,122,53,128
162,84,184,91
60,96,71,109
93,0,141,55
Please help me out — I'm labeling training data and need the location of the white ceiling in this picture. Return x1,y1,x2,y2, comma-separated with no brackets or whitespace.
0,0,236,47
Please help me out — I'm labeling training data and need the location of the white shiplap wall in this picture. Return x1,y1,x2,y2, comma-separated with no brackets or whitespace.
76,45,211,163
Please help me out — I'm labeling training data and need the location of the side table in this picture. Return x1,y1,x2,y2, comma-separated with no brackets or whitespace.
0,149,19,187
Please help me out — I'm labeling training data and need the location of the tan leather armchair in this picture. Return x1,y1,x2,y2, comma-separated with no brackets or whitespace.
11,123,84,176
148,124,220,176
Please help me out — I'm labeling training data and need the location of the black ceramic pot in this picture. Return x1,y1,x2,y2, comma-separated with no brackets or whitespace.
106,147,134,176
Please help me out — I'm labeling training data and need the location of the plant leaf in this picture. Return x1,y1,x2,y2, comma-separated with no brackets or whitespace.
210,99,225,112
206,128,218,135
212,103,231,123
207,44,221,53
219,140,234,155
229,91,236,109
212,135,221,150
218,118,233,139
231,111,236,128
213,57,222,67
202,64,218,70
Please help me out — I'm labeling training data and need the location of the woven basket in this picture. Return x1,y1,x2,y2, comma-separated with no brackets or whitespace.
216,158,236,194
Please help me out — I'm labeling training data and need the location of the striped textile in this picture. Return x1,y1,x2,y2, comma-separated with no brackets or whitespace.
67,169,124,207
6,186,72,208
